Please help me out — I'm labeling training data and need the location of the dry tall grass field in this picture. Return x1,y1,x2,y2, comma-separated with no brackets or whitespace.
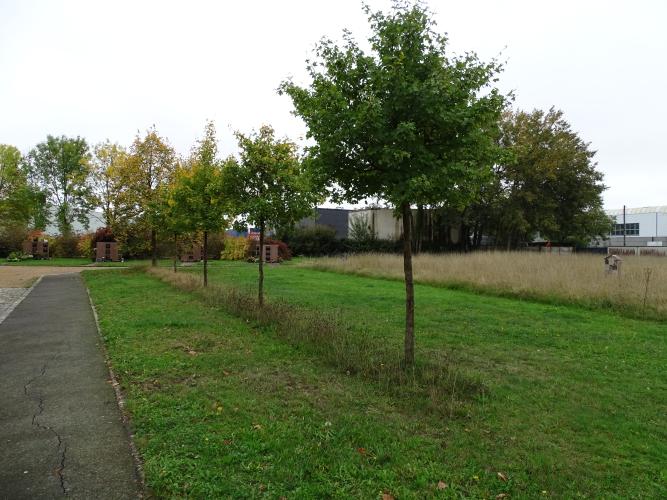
301,252,667,320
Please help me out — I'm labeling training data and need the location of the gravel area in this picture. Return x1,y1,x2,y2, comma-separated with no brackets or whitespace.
0,266,85,288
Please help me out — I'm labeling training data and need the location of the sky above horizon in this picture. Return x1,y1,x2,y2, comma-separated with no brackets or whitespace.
1,0,665,210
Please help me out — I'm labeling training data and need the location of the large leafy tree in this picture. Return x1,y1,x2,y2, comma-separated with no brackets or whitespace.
0,145,32,225
0,144,46,255
169,122,229,286
122,128,176,266
26,135,93,234
472,108,610,248
223,125,318,305
280,2,506,365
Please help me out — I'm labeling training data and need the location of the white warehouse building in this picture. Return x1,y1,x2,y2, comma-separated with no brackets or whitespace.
599,206,667,247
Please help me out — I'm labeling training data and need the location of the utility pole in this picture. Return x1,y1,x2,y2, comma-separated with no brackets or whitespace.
623,204,626,247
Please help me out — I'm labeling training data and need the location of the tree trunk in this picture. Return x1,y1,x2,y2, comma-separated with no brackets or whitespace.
173,233,177,273
415,205,424,254
402,202,415,367
151,228,157,267
258,222,265,307
203,230,208,287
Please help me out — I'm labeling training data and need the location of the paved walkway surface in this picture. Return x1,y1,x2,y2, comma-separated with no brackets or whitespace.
0,274,140,499
0,287,30,324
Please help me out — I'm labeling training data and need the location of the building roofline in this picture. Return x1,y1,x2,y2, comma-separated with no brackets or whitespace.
606,206,667,215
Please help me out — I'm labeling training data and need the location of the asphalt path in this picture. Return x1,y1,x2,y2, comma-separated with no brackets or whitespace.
0,274,140,499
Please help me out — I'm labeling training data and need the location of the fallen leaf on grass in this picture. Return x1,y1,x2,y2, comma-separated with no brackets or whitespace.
253,424,262,430
437,480,447,490
357,447,366,455
497,472,508,482
382,493,394,500
496,494,509,499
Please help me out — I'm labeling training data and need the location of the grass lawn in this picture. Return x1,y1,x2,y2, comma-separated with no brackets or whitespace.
84,263,667,498
2,257,93,266
2,258,172,267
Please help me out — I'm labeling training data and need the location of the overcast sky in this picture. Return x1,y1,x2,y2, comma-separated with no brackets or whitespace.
1,0,665,210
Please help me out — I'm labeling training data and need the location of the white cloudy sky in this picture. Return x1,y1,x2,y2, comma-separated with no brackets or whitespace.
1,0,665,209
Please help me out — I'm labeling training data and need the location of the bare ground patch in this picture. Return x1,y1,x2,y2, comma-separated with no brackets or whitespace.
0,266,85,287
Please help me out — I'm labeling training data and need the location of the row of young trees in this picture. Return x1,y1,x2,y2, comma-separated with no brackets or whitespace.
0,2,610,366
0,123,318,303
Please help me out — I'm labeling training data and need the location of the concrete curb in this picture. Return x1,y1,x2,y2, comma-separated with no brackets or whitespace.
0,276,43,325
85,283,148,498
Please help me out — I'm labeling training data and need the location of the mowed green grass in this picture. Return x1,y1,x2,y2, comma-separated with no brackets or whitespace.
85,263,667,498
2,257,168,267
2,257,92,266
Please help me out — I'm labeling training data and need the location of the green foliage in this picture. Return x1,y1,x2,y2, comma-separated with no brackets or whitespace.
205,231,225,260
223,124,320,301
91,140,128,228
0,144,44,232
26,135,93,234
77,233,94,259
470,108,609,248
279,224,339,256
348,213,376,242
168,122,228,236
221,236,249,260
280,1,508,364
120,127,176,263
6,250,23,261
280,3,506,210
48,232,81,258
223,126,319,231
0,223,28,258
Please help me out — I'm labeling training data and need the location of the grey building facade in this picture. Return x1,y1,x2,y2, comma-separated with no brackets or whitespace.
298,208,351,239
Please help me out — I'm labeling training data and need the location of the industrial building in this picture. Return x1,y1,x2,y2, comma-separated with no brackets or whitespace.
597,206,667,247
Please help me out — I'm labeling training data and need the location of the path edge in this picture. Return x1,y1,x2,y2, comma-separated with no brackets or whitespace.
0,276,43,325
84,280,148,498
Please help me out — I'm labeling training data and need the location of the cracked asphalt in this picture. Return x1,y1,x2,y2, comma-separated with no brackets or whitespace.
0,274,140,499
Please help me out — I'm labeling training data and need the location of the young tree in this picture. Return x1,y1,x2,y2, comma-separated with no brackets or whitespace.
91,140,128,229
280,3,506,365
223,125,318,305
122,128,176,266
26,135,93,234
169,122,229,285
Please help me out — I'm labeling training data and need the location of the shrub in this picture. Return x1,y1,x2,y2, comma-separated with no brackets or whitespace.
6,251,22,261
78,233,94,259
279,224,341,256
221,236,250,260
49,233,79,258
349,213,376,242
0,224,28,258
206,232,225,260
